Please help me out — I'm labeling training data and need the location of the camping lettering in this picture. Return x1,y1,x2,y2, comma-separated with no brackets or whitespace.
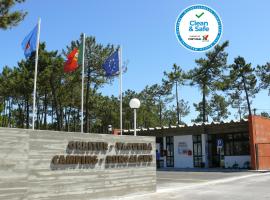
51,141,153,169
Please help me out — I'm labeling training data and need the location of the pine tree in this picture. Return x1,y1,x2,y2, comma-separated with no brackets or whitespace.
188,41,229,123
147,83,172,126
226,56,258,116
64,35,115,133
209,94,230,121
0,0,27,29
256,63,270,95
163,64,186,124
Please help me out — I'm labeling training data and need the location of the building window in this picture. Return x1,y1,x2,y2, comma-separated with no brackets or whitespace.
224,133,250,156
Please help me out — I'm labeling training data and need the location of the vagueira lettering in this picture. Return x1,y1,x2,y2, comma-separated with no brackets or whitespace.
115,142,152,151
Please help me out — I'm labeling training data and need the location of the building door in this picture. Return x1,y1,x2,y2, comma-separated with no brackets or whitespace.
216,138,225,168
193,135,203,167
208,135,225,168
166,136,174,167
156,137,164,168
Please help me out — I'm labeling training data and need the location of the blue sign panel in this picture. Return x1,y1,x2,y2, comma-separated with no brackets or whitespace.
217,139,224,148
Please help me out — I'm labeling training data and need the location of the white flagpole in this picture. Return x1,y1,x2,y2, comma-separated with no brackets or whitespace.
119,47,123,135
81,33,86,133
32,18,41,130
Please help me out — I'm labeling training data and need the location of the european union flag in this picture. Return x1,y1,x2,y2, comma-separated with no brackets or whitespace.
103,50,119,76
21,24,38,58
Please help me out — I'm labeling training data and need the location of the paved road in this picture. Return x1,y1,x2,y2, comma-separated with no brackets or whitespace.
119,170,270,200
157,169,253,190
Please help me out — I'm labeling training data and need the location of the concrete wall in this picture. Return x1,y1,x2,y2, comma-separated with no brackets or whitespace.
0,128,29,200
174,135,193,168
224,156,251,168
0,128,156,200
249,116,270,170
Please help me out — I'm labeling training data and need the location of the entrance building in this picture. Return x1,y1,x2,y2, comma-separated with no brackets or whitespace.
124,115,270,170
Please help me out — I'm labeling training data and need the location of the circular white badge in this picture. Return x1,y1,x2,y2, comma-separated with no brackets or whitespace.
175,5,223,52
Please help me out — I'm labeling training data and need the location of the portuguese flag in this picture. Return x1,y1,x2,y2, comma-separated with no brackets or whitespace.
64,44,83,73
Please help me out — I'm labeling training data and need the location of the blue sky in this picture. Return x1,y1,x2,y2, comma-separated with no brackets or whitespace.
1,0,270,123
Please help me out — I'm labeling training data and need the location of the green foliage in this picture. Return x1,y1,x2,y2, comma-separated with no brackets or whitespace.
0,0,27,29
209,94,230,121
163,64,187,124
256,63,270,95
188,41,229,91
193,94,230,123
64,35,116,132
1,37,269,131
162,106,178,126
260,112,270,118
229,90,248,120
178,99,190,123
188,41,229,122
225,56,258,116
192,101,211,123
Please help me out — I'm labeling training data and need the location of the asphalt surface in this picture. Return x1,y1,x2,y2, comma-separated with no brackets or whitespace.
157,169,253,190
118,169,270,200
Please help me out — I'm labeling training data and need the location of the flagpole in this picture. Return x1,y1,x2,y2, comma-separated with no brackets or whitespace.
81,33,86,133
119,47,123,135
32,18,41,130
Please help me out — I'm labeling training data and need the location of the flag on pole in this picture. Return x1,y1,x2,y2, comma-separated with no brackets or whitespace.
102,50,120,76
64,48,79,72
21,24,38,58
23,19,41,130
103,48,123,135
64,44,83,73
80,34,86,133
119,47,122,135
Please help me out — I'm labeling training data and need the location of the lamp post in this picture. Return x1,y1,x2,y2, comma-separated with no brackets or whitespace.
129,98,141,136
108,125,112,134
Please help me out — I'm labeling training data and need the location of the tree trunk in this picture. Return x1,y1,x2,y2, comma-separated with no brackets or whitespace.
202,84,206,123
66,106,72,132
8,98,11,127
72,108,77,132
18,103,23,128
85,67,91,133
51,100,54,130
59,104,63,131
77,108,80,132
1,98,6,127
243,77,252,116
175,81,180,124
159,103,162,126
4,99,8,127
238,103,242,121
43,90,48,129
26,97,30,129
159,98,162,126
36,96,40,129
23,100,27,128
50,79,61,130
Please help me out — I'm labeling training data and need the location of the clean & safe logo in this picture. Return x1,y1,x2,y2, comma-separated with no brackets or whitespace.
175,5,223,52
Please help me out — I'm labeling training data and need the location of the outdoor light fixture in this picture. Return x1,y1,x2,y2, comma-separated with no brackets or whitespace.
129,98,141,136
108,125,112,134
